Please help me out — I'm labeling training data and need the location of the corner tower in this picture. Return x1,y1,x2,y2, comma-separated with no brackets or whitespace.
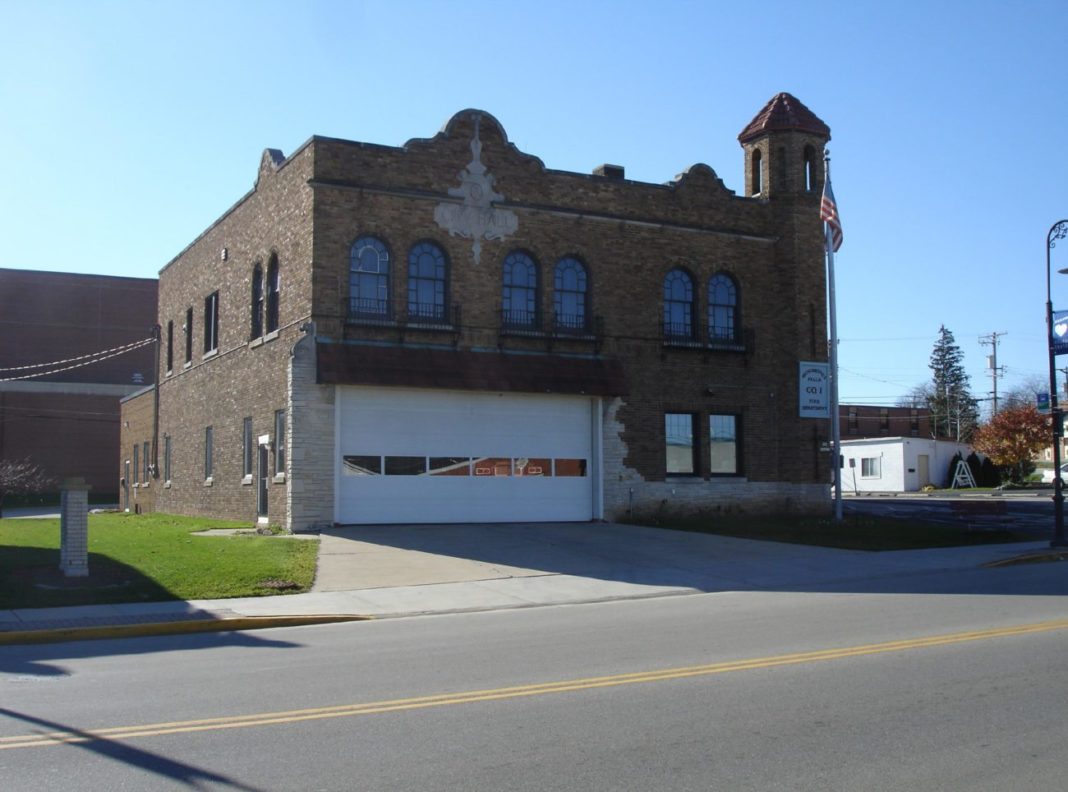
738,92,831,198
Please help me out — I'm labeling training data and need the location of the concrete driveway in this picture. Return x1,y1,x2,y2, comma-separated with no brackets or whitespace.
312,521,1046,596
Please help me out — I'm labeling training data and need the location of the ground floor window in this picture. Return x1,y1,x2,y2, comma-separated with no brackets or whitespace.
163,435,172,483
709,414,741,475
860,456,880,477
274,409,286,475
242,417,253,477
204,426,214,480
665,413,697,476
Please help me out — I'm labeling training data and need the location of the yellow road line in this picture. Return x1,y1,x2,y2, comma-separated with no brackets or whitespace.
4,617,1067,750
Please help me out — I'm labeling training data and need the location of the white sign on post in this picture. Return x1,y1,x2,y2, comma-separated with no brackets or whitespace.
799,362,830,418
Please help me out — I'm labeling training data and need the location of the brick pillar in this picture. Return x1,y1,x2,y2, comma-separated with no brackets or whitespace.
60,477,92,577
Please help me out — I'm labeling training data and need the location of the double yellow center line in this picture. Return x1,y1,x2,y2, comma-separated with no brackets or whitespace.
4,617,1068,750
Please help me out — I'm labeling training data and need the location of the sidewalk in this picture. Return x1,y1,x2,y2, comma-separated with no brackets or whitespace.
0,521,1054,645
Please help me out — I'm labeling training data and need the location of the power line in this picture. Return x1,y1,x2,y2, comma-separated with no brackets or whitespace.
0,337,155,382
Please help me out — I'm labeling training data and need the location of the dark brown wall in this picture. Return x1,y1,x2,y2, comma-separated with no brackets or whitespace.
0,269,157,498
0,269,157,385
841,405,933,439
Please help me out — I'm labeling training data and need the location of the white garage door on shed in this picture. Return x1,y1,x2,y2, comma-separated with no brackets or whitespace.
335,386,599,524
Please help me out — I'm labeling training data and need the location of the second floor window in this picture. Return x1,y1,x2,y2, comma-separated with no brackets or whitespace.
663,269,695,340
184,307,193,364
407,242,448,322
166,320,174,372
708,274,738,343
553,257,587,333
251,264,264,339
503,251,538,329
350,236,391,318
266,256,280,333
203,291,219,354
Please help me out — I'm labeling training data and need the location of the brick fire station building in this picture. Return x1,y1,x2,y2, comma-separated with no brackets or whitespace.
121,92,834,529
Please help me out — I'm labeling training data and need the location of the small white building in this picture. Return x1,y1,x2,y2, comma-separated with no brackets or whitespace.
840,437,975,493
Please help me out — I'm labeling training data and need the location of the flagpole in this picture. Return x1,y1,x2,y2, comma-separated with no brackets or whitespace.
824,151,843,521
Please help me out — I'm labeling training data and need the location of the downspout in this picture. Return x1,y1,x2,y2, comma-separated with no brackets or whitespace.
151,323,161,477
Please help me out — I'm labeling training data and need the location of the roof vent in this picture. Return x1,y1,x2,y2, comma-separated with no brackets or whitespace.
593,164,625,179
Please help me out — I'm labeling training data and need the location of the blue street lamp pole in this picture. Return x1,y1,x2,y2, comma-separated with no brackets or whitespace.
1046,219,1068,548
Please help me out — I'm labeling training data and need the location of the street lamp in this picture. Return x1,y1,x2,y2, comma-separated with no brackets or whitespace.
1045,219,1068,548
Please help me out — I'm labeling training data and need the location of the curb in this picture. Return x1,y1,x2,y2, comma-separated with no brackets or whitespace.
982,550,1068,569
0,614,371,646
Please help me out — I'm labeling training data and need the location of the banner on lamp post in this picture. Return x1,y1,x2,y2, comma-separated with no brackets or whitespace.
1052,310,1068,356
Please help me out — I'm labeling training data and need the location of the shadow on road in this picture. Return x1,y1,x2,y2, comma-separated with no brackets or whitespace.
0,706,265,791
0,629,301,679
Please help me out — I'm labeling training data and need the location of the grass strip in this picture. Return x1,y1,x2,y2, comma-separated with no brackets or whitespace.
0,513,318,609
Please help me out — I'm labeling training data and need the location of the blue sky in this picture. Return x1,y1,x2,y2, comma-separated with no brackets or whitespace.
3,0,1067,410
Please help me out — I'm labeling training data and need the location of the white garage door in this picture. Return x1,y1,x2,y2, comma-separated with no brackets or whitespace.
336,386,598,524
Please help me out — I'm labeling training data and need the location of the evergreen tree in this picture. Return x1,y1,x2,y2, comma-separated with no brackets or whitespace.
927,325,980,441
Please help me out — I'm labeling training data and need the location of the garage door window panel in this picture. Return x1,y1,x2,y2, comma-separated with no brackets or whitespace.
474,457,512,476
429,457,471,476
384,456,427,476
554,458,587,477
344,455,382,476
514,457,551,477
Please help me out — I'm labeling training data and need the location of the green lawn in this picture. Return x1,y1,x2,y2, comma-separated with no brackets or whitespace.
628,512,1037,551
0,512,319,610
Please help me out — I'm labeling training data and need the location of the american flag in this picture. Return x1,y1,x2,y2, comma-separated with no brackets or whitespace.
820,177,843,252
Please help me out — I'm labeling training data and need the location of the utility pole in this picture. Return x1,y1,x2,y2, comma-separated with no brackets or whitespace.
979,331,1006,415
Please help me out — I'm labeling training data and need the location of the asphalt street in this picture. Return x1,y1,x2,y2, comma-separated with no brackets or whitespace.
2,561,1067,791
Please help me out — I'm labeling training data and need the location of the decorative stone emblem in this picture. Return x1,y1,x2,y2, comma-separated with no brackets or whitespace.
434,114,518,265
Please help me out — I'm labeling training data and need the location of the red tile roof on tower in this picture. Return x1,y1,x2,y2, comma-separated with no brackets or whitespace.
738,93,831,143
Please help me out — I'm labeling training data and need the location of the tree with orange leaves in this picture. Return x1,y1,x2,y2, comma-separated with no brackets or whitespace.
971,405,1050,483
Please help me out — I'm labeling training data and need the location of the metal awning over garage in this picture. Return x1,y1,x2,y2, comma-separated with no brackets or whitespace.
316,342,627,396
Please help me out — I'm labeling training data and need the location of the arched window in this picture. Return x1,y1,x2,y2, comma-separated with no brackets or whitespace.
407,241,448,323
804,145,817,192
250,264,264,340
503,251,538,329
265,254,280,333
349,236,391,318
708,273,739,343
751,148,763,195
553,257,588,333
663,269,695,340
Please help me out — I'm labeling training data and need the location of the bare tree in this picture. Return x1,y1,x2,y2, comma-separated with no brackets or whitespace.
999,376,1049,411
0,458,53,519
897,383,934,409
